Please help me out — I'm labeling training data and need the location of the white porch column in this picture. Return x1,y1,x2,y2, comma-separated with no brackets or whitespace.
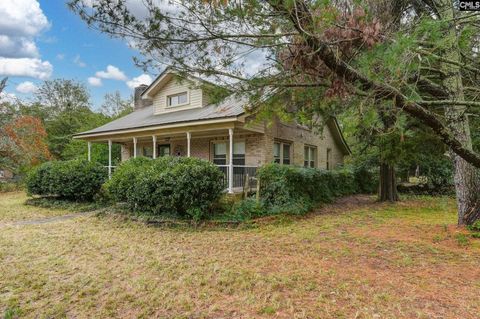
228,128,234,194
108,139,112,179
152,135,157,159
186,132,191,157
133,137,137,158
87,141,91,162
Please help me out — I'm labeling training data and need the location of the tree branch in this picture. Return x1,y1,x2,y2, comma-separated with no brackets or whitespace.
277,0,480,168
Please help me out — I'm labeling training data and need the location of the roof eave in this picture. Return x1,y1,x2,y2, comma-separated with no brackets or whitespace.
73,116,241,139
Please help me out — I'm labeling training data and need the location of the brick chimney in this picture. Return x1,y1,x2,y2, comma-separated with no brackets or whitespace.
134,84,153,110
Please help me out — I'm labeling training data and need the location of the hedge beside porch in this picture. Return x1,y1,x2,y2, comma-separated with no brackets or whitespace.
256,164,369,215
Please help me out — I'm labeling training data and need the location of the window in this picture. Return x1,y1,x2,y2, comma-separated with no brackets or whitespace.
273,141,291,165
273,142,281,164
233,141,245,166
326,148,332,170
213,142,227,165
213,141,245,166
158,144,170,157
283,144,290,165
167,92,188,107
142,146,153,158
304,146,317,168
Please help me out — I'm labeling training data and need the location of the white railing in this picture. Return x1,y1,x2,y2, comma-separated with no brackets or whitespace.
104,166,117,179
216,165,258,190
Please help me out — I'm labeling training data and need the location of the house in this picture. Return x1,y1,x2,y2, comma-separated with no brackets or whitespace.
0,169,14,181
73,69,351,193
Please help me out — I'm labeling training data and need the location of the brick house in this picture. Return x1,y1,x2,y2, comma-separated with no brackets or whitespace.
74,69,350,192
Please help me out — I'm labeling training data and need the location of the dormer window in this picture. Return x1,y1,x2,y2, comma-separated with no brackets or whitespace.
167,91,188,107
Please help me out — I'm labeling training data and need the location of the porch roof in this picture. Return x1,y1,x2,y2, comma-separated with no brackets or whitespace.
74,94,248,138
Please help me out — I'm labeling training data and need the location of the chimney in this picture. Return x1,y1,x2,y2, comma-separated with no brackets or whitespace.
134,84,152,110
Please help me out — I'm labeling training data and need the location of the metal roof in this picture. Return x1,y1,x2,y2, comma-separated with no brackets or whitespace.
74,94,248,136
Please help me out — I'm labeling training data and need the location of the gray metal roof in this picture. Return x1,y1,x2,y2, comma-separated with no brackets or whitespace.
75,94,248,136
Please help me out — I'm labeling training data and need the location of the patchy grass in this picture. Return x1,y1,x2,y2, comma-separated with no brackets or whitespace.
0,192,77,223
1,193,480,318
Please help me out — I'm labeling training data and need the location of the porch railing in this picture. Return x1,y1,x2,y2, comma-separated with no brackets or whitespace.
216,165,258,190
106,163,258,192
104,166,117,179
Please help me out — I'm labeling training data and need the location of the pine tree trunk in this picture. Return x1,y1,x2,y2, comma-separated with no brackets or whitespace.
441,1,480,225
379,162,399,202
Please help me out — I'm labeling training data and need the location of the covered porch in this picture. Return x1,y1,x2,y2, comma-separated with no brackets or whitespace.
82,123,266,193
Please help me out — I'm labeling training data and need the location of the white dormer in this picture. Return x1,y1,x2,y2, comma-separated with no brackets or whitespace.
141,70,206,115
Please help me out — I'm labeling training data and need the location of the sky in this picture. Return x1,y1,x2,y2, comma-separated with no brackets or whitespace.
0,0,154,110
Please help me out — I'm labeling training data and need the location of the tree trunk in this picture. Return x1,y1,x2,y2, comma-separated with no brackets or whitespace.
441,1,480,225
379,162,399,202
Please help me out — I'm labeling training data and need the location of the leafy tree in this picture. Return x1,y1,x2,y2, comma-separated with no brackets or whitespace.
69,0,480,225
0,77,6,94
0,116,51,173
100,91,133,118
35,79,91,119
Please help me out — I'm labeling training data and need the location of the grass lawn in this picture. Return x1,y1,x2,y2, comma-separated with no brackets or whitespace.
0,192,75,223
1,192,480,318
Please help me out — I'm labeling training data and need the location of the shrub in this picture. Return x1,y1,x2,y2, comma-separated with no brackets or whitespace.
227,198,268,221
257,164,362,214
26,160,107,201
106,156,224,220
103,157,152,202
353,166,378,194
467,220,480,238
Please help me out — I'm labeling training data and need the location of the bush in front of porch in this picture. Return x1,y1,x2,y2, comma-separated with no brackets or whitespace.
26,159,107,201
104,156,224,220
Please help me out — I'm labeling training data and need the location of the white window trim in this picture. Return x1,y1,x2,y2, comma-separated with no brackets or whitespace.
166,91,190,108
304,145,317,168
274,140,292,165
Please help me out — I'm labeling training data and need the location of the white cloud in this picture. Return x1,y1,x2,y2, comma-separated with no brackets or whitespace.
0,0,49,59
0,35,39,58
0,91,18,103
73,55,86,68
88,77,102,87
0,57,52,80
56,53,65,60
126,74,153,89
16,81,38,94
0,0,49,37
0,1,53,79
95,65,128,81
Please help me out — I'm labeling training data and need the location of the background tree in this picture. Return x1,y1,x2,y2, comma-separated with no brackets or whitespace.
35,79,91,118
0,116,51,173
0,77,6,94
100,91,133,118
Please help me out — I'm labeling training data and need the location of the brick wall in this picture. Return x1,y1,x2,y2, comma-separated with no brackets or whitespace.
264,118,346,169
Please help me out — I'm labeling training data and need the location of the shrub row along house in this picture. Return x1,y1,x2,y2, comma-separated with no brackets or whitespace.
74,69,350,193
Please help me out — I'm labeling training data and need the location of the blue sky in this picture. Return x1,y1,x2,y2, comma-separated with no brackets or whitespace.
0,0,154,110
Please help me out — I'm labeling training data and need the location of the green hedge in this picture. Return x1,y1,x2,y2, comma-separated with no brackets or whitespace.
104,156,224,220
257,164,362,215
26,160,107,201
